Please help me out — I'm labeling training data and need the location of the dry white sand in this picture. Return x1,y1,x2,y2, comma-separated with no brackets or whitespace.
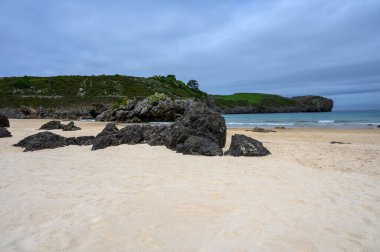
1,119,380,251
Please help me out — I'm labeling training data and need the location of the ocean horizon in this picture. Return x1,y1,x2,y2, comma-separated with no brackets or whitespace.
223,110,380,129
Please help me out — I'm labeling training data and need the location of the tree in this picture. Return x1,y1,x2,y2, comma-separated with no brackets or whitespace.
187,79,199,91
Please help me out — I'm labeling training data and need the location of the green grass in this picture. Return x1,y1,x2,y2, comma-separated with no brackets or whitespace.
0,75,206,107
211,93,299,108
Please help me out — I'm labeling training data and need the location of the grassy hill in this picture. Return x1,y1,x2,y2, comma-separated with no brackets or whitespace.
0,75,206,107
211,93,299,108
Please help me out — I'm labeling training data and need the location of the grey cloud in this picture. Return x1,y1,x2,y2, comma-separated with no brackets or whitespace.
0,0,379,109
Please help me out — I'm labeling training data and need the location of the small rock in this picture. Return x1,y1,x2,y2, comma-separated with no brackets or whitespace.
330,141,351,144
247,127,276,133
39,120,62,130
225,134,270,157
62,121,81,131
0,127,11,138
0,113,10,127
274,126,286,129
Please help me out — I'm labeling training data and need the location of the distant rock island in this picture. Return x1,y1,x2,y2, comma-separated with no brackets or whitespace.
0,75,333,119
211,93,333,114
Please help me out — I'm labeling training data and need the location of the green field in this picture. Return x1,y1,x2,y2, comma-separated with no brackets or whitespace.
0,75,206,107
211,93,299,108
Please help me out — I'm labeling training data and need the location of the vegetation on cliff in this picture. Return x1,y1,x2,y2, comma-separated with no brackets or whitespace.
0,74,206,107
211,93,299,108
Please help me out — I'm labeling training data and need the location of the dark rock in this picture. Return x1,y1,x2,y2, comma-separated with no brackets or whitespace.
14,131,72,152
75,136,95,146
163,103,226,155
96,110,113,122
274,126,286,129
377,125,380,128
89,104,108,118
91,123,120,150
330,141,351,144
95,94,194,123
247,127,276,133
225,134,270,157
98,123,119,136
175,136,223,156
0,113,10,127
91,103,227,156
62,121,81,131
118,125,146,144
0,127,12,138
144,125,168,146
39,120,62,130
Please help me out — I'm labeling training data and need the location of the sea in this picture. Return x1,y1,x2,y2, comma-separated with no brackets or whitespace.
223,110,380,129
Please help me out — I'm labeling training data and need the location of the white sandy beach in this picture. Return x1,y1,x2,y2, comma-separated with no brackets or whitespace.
1,119,380,251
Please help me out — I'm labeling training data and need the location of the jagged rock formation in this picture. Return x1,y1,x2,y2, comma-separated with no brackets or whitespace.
0,104,109,120
0,113,9,127
96,95,194,123
224,134,270,156
0,127,11,138
14,132,94,152
93,103,226,156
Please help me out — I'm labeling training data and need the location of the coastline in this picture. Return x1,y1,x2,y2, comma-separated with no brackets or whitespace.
1,119,380,251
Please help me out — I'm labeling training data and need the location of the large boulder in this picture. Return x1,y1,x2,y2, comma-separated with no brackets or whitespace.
0,113,10,127
0,127,11,138
225,134,270,157
14,131,72,152
163,103,226,156
39,120,62,130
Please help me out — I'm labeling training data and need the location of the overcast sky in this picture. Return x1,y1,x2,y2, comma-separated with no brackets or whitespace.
1,0,379,110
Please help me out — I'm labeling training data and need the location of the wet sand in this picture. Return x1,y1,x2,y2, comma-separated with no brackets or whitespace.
1,119,380,251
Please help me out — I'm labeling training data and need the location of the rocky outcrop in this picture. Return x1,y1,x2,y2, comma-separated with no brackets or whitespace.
225,134,270,156
0,127,11,138
216,95,333,114
96,94,194,123
91,103,227,156
14,131,94,152
292,96,333,112
0,113,10,127
39,121,81,131
163,103,226,155
0,104,110,120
